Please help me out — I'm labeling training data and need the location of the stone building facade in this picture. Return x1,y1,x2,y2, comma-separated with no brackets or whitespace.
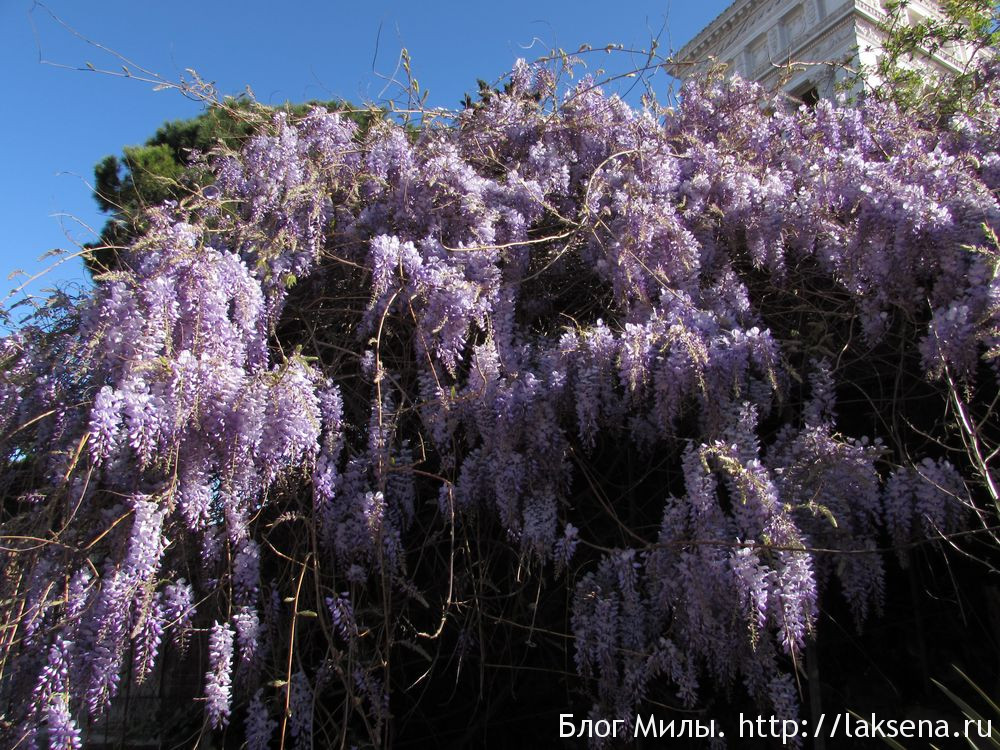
670,0,974,102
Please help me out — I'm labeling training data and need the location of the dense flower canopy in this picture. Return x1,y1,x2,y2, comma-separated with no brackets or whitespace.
1,57,998,748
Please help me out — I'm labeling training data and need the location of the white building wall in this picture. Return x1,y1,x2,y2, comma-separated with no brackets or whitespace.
670,0,973,102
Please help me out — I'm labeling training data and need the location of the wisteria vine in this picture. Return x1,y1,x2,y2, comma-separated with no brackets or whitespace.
1,55,998,748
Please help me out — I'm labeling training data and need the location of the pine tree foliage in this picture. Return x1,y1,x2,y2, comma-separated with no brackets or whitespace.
86,98,380,274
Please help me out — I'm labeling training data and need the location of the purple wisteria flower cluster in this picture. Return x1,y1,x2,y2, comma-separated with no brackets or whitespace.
1,54,997,747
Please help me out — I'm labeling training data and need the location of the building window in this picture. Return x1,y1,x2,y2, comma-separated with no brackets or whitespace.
793,83,821,106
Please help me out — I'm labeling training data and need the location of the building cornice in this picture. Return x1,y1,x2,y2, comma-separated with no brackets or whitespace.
671,0,967,80
669,0,857,80
753,8,856,80
674,0,761,64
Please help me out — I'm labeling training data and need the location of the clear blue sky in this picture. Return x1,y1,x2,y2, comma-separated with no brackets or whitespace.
0,0,728,315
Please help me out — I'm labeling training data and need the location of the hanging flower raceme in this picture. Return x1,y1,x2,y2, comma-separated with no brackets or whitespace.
1,56,996,748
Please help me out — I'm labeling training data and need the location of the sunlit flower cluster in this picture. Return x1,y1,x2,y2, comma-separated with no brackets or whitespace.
1,58,996,747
